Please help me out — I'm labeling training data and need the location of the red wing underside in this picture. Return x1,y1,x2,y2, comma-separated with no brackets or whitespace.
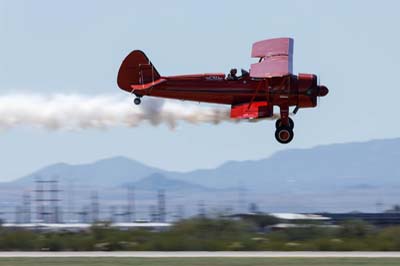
231,102,271,119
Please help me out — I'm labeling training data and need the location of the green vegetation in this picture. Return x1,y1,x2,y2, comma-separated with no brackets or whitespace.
1,218,400,251
0,258,400,266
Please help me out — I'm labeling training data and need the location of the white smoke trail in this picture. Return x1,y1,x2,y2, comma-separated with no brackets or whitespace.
0,94,232,130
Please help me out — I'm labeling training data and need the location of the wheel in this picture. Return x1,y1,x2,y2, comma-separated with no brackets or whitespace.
275,117,294,130
134,97,141,105
275,126,294,144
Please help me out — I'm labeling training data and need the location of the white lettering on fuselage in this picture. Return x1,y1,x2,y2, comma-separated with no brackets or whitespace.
205,76,224,81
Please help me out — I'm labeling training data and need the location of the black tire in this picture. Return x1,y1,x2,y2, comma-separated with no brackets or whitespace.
275,117,294,130
275,126,294,144
134,97,141,105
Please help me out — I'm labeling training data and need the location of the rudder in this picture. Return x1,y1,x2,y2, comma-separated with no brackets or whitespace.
117,50,161,91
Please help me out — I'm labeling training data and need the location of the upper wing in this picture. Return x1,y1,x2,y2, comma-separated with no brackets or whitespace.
249,38,294,78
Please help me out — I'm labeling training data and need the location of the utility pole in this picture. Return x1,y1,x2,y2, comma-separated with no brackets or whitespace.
78,206,90,223
127,185,135,222
149,205,157,222
35,177,44,222
22,191,31,223
91,191,99,223
175,204,185,221
237,182,247,213
109,205,116,223
67,180,75,223
198,200,206,218
15,206,22,224
50,176,61,223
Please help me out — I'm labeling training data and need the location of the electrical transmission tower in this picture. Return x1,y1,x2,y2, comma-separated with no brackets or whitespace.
157,189,166,222
35,176,62,223
22,191,31,223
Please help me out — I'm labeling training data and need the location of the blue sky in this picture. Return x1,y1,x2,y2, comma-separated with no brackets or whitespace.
1,0,399,181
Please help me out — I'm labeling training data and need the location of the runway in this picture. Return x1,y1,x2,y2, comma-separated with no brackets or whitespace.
0,252,400,258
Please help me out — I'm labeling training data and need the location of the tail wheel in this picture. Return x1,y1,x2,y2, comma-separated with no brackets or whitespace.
275,126,294,144
134,97,141,105
275,117,294,130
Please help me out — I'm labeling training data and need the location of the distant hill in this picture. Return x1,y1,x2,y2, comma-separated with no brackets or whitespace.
9,156,165,187
168,138,400,192
126,173,214,192
3,138,400,213
5,138,400,192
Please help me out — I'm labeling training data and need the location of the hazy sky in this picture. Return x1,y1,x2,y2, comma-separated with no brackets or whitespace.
1,0,399,181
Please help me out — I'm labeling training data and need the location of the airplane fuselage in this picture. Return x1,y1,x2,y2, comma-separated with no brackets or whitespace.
128,73,327,111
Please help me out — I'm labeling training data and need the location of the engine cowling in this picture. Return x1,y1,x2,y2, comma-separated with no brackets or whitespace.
296,73,328,108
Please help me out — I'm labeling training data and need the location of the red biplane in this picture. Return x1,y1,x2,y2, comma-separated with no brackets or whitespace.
117,38,328,144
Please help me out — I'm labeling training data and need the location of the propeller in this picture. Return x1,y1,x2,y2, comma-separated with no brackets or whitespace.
299,74,328,108
317,74,321,106
316,74,329,106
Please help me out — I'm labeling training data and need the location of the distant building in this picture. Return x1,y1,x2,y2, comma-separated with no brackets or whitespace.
226,211,400,230
317,212,400,226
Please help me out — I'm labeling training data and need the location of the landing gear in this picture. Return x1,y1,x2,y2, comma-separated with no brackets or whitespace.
275,106,294,144
134,97,141,105
275,117,294,130
275,126,294,144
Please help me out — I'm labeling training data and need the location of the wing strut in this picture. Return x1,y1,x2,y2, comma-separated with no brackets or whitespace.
247,80,264,110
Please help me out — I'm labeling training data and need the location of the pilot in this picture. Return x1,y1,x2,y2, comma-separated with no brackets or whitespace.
240,69,250,78
227,68,238,80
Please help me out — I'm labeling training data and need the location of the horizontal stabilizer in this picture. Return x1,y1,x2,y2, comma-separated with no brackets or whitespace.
131,78,167,90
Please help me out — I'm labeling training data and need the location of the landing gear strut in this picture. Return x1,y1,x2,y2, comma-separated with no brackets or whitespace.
275,117,294,130
275,106,294,144
134,97,141,105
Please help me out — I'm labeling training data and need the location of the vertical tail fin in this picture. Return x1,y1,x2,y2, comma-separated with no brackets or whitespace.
117,50,161,91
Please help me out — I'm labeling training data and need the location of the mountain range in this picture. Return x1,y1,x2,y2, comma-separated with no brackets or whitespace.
8,138,400,191
1,137,400,214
